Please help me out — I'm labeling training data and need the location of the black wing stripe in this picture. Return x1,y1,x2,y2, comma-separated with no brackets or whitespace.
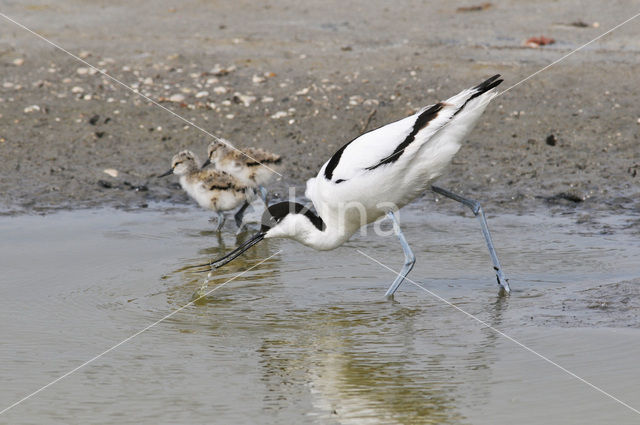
324,137,357,180
452,74,503,118
365,102,444,171
325,74,502,181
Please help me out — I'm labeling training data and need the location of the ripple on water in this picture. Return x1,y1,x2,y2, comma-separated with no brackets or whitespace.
2,207,640,424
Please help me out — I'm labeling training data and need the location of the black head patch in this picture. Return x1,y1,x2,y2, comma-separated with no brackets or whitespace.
260,202,326,232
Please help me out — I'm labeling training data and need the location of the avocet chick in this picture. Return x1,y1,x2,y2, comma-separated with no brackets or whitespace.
202,140,282,202
159,150,252,230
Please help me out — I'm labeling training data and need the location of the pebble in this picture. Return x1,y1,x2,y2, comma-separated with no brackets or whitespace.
210,64,236,76
195,91,209,98
77,67,89,75
349,95,364,105
271,111,288,119
12,58,24,66
78,51,91,59
23,105,40,113
213,86,227,94
3,82,13,88
295,87,310,95
169,93,185,102
252,74,266,84
262,96,274,103
226,114,235,119
234,93,256,107
143,77,153,85
205,77,219,85
71,86,84,93
103,169,119,178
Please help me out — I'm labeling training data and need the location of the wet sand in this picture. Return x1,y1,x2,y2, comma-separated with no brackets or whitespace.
0,0,639,215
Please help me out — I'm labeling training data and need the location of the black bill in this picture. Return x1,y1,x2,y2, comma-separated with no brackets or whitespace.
199,232,266,270
201,158,211,169
158,169,173,178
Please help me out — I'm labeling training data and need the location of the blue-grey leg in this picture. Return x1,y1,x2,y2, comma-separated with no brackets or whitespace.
258,186,269,203
431,186,511,294
209,211,225,231
384,211,416,298
234,201,250,229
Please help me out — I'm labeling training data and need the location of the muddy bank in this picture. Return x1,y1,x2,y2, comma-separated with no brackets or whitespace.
0,0,639,216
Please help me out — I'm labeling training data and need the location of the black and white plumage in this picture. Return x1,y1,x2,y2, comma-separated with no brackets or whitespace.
305,75,503,247
207,75,511,296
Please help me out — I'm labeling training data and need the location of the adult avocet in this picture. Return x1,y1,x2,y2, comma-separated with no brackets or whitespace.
159,150,254,230
205,75,510,296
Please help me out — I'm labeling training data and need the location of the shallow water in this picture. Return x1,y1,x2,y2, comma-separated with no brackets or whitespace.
1,204,639,424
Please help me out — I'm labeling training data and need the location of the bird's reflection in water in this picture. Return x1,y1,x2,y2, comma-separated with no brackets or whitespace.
257,302,465,425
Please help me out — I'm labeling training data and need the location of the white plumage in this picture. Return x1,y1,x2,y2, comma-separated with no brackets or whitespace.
303,76,501,250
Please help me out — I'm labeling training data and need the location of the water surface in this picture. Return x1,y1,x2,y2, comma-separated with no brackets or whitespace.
1,205,639,424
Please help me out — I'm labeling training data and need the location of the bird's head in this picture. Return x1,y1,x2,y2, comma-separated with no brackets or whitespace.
208,202,325,269
159,150,199,177
201,140,228,169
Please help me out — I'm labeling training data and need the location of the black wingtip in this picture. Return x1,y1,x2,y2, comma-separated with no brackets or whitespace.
473,74,503,94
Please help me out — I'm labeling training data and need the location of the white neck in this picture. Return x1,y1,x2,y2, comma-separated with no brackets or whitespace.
264,213,355,251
